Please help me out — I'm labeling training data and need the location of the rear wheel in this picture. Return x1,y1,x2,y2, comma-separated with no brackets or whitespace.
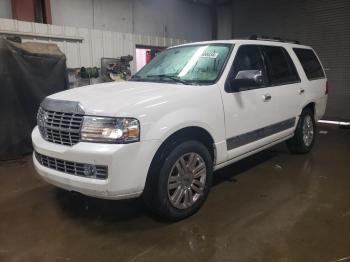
143,140,213,221
287,108,316,154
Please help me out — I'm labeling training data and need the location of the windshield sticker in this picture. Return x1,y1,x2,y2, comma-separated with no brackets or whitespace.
201,51,218,59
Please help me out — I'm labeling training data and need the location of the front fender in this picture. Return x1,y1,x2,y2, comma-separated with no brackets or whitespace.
142,107,225,143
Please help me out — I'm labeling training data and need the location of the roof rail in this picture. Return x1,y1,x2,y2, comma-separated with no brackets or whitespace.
249,35,300,44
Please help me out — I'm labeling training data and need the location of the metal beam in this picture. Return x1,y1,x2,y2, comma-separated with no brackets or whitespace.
0,30,84,42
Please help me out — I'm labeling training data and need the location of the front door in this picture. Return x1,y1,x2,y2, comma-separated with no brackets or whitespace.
220,44,286,160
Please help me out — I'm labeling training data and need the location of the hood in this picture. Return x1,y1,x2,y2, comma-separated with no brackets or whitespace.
48,81,197,117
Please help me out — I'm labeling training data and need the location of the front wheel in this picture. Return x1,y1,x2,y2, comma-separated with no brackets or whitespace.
143,140,213,221
287,108,316,154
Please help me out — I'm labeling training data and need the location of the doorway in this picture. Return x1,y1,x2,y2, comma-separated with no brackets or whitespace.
136,46,164,72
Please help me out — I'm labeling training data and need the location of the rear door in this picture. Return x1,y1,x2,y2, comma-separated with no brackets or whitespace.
260,45,304,127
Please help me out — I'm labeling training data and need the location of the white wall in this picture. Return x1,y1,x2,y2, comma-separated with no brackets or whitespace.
0,0,11,19
0,18,187,70
51,0,211,42
51,0,133,34
0,0,211,42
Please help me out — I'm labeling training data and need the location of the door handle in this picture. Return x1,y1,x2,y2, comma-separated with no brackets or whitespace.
263,94,272,102
298,88,305,94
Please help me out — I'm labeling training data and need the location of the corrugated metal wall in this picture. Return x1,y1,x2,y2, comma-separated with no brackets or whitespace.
230,0,350,120
0,18,188,73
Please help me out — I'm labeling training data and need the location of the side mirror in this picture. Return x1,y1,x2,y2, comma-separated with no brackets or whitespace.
229,70,263,92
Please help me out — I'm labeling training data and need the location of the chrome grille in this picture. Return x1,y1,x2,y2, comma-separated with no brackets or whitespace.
35,151,108,179
37,107,83,146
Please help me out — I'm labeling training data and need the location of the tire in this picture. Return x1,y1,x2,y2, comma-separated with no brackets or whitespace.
143,140,213,221
287,108,316,154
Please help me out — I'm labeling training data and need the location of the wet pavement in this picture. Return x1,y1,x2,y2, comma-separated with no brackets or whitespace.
0,124,349,262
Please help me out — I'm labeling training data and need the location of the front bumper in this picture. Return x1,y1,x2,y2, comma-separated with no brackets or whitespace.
32,126,161,200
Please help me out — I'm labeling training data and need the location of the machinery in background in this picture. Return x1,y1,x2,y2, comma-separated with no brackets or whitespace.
67,54,133,88
67,67,101,88
101,55,133,81
80,66,99,79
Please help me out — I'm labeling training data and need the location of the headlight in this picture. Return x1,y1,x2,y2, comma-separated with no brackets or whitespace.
81,116,140,143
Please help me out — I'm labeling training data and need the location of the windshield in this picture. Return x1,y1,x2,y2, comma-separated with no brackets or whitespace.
131,44,232,85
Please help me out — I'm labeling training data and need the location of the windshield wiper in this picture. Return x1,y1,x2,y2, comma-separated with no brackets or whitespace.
130,75,142,81
146,74,191,85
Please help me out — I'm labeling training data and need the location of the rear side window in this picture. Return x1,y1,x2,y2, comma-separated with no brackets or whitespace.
293,48,325,80
261,46,300,85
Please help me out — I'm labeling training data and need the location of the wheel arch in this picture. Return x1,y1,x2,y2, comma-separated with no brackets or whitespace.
153,126,216,166
143,126,216,193
303,102,316,115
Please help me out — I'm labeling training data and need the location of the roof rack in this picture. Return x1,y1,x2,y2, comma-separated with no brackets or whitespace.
249,35,300,44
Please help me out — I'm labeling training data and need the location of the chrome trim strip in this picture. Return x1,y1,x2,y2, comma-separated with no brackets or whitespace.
226,117,296,150
41,98,85,115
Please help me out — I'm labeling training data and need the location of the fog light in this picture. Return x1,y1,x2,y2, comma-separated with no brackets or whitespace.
83,164,97,178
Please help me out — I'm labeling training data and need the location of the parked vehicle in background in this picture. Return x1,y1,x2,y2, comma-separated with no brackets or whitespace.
32,37,328,220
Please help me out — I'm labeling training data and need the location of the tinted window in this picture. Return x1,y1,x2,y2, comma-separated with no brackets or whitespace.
262,46,300,85
293,48,325,80
231,45,265,82
283,49,300,81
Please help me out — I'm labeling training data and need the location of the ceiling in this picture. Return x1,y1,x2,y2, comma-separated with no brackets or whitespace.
183,0,232,6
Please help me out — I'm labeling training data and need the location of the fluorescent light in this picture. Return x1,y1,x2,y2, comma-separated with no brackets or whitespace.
318,120,350,126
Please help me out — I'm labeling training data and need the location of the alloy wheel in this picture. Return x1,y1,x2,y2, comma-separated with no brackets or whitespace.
167,153,207,209
302,115,314,147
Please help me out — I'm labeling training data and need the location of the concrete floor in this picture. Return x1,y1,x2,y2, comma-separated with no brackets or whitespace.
0,124,349,262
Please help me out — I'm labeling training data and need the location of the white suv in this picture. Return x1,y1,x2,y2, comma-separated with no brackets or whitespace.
32,38,328,220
